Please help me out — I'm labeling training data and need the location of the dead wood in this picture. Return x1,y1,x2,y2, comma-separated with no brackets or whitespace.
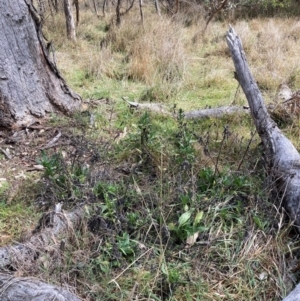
123,97,251,119
282,283,300,301
0,204,85,300
0,205,84,270
0,148,11,160
184,105,249,119
122,98,172,115
193,0,230,42
0,272,82,301
40,130,62,150
226,26,300,229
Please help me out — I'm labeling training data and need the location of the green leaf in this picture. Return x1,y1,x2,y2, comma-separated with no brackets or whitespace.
168,222,176,231
193,211,204,226
178,210,192,228
161,262,168,276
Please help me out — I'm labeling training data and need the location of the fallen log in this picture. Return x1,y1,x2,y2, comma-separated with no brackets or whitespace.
226,26,300,301
0,273,82,301
227,26,300,229
123,96,250,119
184,105,249,119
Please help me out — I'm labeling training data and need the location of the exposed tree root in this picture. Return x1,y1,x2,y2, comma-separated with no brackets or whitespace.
0,272,81,301
0,205,84,300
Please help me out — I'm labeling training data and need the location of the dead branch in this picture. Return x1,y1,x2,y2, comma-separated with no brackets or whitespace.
193,0,230,42
226,26,300,230
123,97,250,119
40,130,62,150
122,98,172,115
184,105,249,119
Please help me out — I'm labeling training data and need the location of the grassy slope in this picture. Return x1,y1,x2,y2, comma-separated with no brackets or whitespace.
2,6,300,301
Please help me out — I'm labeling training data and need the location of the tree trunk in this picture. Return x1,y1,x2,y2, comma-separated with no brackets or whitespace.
154,0,161,15
226,26,300,230
91,0,99,16
139,0,144,26
0,273,82,301
0,0,81,129
116,0,121,25
74,0,80,25
103,0,108,16
63,0,76,41
52,0,59,12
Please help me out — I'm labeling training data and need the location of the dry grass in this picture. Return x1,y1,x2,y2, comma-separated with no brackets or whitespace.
233,19,300,94
44,10,300,107
127,16,187,84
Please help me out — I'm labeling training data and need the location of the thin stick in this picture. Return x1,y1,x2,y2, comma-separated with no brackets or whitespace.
108,248,153,283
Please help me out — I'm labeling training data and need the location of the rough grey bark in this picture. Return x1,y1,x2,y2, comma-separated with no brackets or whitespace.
123,98,250,119
282,283,300,301
0,273,82,301
184,105,249,119
63,0,76,41
226,26,300,229
0,204,84,300
0,204,84,269
0,0,81,129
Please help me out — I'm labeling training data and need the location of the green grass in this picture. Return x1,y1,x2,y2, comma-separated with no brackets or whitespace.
0,201,38,245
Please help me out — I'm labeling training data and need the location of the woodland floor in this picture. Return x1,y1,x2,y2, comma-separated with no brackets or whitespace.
1,8,300,301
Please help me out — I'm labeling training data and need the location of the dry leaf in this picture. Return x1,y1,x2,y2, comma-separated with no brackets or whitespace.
186,232,199,247
258,272,268,281
33,165,44,170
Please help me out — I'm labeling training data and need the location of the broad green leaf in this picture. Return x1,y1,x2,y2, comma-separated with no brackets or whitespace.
178,210,192,227
194,211,204,226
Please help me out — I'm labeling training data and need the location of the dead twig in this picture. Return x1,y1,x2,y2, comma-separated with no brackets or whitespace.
0,148,12,160
41,130,62,150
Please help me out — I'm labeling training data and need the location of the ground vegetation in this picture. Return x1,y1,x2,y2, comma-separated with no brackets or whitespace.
2,1,300,300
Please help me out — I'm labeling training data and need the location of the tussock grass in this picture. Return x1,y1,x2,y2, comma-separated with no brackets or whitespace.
127,16,186,85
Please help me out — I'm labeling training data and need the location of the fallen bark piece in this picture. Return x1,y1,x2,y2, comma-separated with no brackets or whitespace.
184,105,249,119
0,273,82,301
227,26,300,229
